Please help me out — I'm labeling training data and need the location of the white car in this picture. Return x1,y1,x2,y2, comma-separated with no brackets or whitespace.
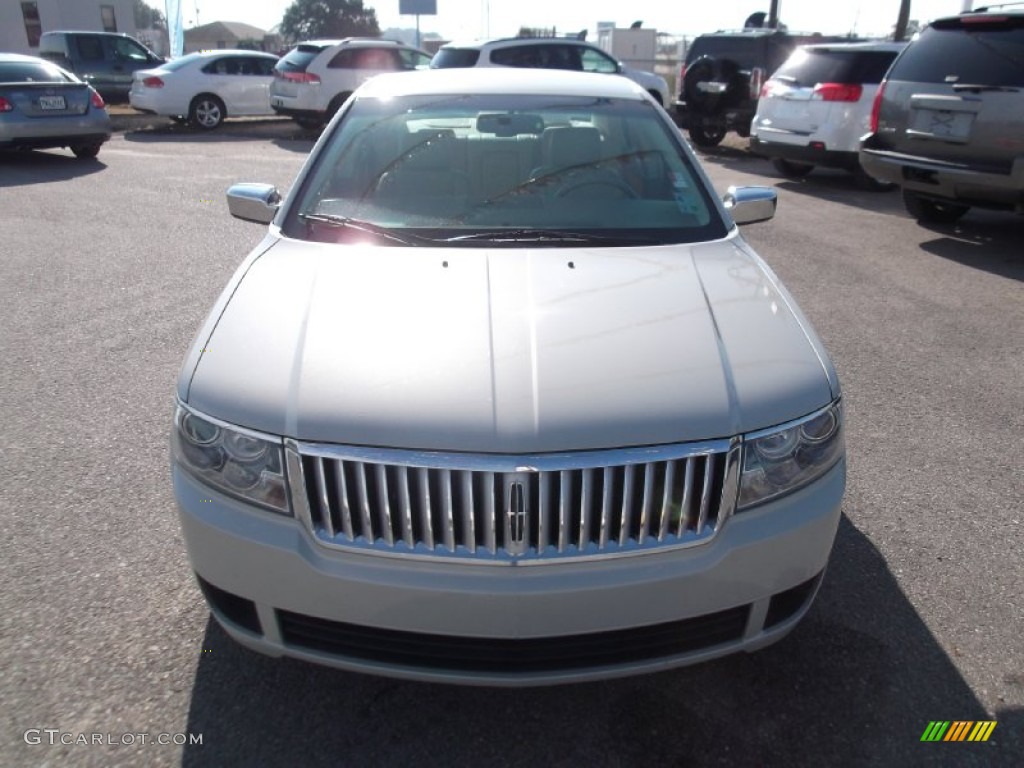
431,37,672,107
750,41,905,187
269,38,433,129
129,50,279,129
174,68,845,686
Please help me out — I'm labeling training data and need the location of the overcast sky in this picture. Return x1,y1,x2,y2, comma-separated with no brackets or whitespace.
147,1,970,40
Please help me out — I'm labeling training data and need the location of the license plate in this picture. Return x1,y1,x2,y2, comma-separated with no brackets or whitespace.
911,108,974,141
38,95,66,110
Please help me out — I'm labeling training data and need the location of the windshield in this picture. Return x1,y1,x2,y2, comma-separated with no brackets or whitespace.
284,93,726,247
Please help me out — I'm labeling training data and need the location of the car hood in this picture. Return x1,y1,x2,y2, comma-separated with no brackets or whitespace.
183,236,836,452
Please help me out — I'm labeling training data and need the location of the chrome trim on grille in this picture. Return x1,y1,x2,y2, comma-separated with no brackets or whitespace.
289,439,739,564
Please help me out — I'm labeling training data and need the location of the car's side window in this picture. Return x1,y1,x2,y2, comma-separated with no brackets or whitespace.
251,57,276,76
109,37,149,61
580,48,618,74
75,36,105,62
397,49,432,70
329,48,400,70
203,58,240,76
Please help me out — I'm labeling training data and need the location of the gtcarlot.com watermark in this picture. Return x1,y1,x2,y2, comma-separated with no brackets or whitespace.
24,729,202,747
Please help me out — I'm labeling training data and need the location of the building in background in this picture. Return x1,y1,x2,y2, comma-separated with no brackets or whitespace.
183,20,281,54
1,0,136,54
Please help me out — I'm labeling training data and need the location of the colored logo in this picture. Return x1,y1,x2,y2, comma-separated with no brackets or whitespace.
921,721,996,742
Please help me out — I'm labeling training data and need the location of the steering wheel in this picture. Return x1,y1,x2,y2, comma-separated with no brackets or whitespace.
555,178,638,199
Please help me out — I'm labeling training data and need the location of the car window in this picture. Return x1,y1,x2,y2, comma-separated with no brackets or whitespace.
108,37,150,61
0,61,72,82
688,37,768,69
580,48,619,74
430,48,480,67
277,44,327,73
203,57,241,75
250,57,277,76
397,48,432,70
490,44,581,70
774,49,899,85
75,36,106,62
888,21,1024,86
329,47,398,70
286,93,725,246
161,53,201,71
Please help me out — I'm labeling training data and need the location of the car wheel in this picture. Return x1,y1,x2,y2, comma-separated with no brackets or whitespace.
853,164,896,192
902,189,969,224
688,126,726,147
70,143,101,159
326,92,351,122
189,94,226,129
772,158,814,179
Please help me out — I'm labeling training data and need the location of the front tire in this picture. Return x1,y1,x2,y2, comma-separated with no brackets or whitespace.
902,189,969,224
70,143,101,159
189,94,226,130
688,126,726,148
772,158,814,179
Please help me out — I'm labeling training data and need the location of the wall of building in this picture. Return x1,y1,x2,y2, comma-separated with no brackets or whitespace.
1,0,136,54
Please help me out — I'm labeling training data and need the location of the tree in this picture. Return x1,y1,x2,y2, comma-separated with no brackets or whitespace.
280,0,381,41
133,0,165,29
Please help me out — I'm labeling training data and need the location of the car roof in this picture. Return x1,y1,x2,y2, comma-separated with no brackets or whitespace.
188,49,278,58
799,40,907,53
296,38,407,48
356,67,648,100
443,37,598,49
0,52,54,63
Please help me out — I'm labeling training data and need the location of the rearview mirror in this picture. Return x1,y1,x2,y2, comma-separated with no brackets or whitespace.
722,185,777,225
227,183,281,224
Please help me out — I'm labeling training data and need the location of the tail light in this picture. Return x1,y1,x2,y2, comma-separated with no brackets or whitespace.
142,76,164,88
89,88,105,109
749,67,766,100
868,80,884,133
0,96,12,113
275,71,320,84
812,82,863,102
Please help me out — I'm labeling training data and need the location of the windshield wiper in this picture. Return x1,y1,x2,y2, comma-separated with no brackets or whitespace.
951,83,1021,93
443,229,657,245
298,213,433,246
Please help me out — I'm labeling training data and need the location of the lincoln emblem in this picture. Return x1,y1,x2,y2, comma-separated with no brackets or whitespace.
506,478,528,555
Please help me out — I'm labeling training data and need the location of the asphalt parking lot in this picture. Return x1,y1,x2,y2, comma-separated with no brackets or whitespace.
1,116,1022,767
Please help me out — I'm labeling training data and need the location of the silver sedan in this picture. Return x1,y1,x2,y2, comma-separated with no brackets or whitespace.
173,68,845,685
0,53,111,158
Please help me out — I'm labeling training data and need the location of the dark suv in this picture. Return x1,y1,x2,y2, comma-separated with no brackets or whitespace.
860,9,1024,223
674,29,852,147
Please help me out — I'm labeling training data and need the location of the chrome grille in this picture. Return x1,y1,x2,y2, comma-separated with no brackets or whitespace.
288,440,740,563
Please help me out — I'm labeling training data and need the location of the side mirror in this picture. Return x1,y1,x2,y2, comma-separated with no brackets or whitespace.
722,185,777,225
227,183,281,224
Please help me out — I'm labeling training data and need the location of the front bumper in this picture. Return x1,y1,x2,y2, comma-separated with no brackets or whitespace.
174,458,844,685
860,134,1024,210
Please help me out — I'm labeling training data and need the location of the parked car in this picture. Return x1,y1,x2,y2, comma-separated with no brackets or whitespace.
38,30,165,102
129,50,280,129
860,9,1024,223
430,37,671,106
172,68,846,685
751,41,905,187
269,38,432,129
0,53,111,159
674,28,854,147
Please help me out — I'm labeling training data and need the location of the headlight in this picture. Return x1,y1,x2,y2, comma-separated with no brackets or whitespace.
172,405,290,514
738,401,844,509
